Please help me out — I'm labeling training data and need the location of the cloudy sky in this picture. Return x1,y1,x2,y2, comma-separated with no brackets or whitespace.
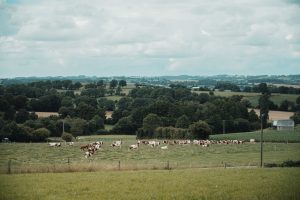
0,0,299,77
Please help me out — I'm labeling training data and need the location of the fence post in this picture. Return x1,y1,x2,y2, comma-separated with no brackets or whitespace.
166,160,170,170
118,160,121,170
7,160,11,174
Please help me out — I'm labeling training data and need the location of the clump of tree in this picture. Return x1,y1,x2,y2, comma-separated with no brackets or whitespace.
61,132,74,142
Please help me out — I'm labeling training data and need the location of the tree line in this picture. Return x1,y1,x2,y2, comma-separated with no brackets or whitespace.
0,80,299,142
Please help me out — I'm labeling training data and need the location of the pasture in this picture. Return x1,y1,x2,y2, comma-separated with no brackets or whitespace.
0,168,299,200
210,129,300,143
0,135,300,173
193,90,299,107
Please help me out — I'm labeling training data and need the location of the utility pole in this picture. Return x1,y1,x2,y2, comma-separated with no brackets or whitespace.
62,119,65,135
260,113,264,168
222,120,225,135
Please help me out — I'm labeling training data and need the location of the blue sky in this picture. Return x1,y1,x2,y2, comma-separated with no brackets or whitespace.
0,0,300,77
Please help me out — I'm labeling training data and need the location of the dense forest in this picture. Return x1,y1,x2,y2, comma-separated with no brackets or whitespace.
0,79,299,142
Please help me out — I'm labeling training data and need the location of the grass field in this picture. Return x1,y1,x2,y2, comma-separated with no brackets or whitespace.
0,168,299,200
0,134,299,174
210,129,300,143
193,91,299,107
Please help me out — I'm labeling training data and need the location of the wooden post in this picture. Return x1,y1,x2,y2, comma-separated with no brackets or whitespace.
7,160,11,174
167,160,170,170
118,160,121,170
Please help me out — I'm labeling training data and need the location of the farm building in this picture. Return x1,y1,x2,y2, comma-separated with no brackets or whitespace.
272,120,295,131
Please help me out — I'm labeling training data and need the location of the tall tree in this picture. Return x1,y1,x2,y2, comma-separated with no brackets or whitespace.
259,93,270,128
110,79,118,89
118,80,127,87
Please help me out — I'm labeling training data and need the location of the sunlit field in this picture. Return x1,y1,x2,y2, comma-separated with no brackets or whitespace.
1,168,299,200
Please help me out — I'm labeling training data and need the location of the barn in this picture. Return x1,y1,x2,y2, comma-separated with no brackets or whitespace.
273,120,295,131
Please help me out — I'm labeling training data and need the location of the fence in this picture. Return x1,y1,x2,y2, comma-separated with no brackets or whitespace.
2,159,259,174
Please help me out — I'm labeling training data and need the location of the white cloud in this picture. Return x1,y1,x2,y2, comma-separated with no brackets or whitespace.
0,0,300,77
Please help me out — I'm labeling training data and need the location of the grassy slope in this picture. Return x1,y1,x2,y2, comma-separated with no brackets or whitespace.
1,168,299,200
210,129,300,142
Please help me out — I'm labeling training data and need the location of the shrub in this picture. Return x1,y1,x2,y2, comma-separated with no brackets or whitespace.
189,120,212,139
61,132,74,142
31,128,50,142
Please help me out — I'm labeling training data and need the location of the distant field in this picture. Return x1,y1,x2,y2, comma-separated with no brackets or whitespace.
35,112,59,118
249,109,293,121
194,91,299,107
210,129,300,143
0,134,299,173
1,168,299,200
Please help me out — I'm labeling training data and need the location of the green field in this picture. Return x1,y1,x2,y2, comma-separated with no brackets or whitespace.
194,91,299,107
210,129,300,143
1,134,299,173
0,168,299,200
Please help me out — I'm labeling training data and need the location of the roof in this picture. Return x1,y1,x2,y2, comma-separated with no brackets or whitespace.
274,120,295,127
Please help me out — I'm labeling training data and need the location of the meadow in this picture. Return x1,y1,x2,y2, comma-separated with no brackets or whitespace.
193,90,299,107
210,129,300,143
0,168,299,200
0,134,300,174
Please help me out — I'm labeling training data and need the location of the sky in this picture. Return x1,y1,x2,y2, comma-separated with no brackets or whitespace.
0,0,300,78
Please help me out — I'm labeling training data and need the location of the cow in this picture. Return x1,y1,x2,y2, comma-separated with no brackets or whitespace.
111,140,122,148
48,142,61,147
129,143,139,150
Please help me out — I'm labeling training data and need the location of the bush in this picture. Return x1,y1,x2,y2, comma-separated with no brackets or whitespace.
31,128,50,142
189,120,212,139
61,132,74,142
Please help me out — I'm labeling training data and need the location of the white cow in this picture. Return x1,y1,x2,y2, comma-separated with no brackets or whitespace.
129,144,139,150
48,142,61,147
161,146,168,150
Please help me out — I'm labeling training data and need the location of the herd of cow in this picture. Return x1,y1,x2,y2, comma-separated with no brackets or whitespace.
48,138,251,158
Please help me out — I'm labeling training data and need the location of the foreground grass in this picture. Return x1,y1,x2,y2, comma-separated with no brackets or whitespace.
210,129,300,142
0,168,299,200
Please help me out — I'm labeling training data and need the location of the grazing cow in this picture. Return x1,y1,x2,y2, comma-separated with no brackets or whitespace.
129,143,139,150
111,140,122,148
48,142,61,147
161,146,168,150
148,141,160,147
250,139,256,144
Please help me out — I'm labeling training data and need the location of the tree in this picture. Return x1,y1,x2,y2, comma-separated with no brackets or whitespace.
291,112,300,124
248,109,259,122
4,106,16,121
279,100,290,111
234,118,250,132
75,102,95,120
110,79,118,89
31,128,50,142
112,116,137,134
61,132,74,142
189,120,212,139
259,93,270,128
257,83,269,94
175,115,190,128
15,109,29,123
14,95,28,110
119,80,127,87
142,114,162,136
